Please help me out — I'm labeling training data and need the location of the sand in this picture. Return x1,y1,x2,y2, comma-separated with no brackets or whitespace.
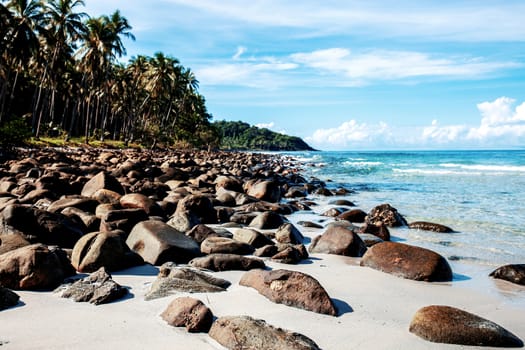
2,201,524,349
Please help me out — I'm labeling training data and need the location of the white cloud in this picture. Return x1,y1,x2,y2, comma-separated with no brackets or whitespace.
255,122,275,129
421,120,468,144
306,120,393,149
233,46,247,60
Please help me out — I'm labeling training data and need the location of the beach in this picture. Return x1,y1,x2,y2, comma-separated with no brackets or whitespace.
1,148,524,349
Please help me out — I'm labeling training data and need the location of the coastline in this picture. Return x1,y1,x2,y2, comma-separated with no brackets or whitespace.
1,148,524,349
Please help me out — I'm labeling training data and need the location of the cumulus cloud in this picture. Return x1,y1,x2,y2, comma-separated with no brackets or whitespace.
255,122,275,129
306,120,393,149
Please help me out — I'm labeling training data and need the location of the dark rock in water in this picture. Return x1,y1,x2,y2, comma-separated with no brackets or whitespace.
71,231,143,273
275,223,304,244
409,221,454,233
409,305,523,347
189,253,265,271
200,236,254,255
233,228,274,248
337,209,367,223
0,244,75,290
126,220,201,265
297,221,323,229
490,264,525,286
309,226,367,257
249,211,285,229
359,222,390,241
366,203,408,227
0,234,30,255
209,315,321,350
329,199,355,206
59,267,128,305
321,207,344,217
240,269,337,316
360,241,452,282
284,186,307,198
0,286,20,310
161,297,213,333
145,263,230,301
81,171,125,197
314,187,333,196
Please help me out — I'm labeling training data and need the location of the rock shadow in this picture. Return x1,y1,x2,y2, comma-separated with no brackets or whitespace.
452,272,471,282
112,264,159,276
332,298,353,316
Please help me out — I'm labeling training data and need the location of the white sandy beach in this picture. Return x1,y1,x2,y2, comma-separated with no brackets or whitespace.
2,203,524,350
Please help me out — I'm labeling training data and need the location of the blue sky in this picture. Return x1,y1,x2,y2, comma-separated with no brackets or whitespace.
85,0,525,150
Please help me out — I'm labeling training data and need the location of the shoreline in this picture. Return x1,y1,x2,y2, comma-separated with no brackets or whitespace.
1,147,524,349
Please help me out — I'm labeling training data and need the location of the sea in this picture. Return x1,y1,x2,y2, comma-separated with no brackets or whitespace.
284,150,525,276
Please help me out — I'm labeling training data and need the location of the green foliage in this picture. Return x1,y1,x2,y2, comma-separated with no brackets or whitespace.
213,120,316,151
0,117,32,148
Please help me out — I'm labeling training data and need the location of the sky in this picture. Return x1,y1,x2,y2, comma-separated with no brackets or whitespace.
84,0,525,150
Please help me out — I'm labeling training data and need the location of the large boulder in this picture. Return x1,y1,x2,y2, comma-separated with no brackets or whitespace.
175,194,216,224
271,244,308,265
233,228,274,248
337,209,367,223
249,211,286,229
126,220,201,265
366,203,407,227
490,264,525,286
81,171,125,197
209,315,321,350
409,305,523,347
71,231,143,273
0,234,30,255
161,297,213,333
0,244,75,290
189,253,265,272
145,263,230,301
360,241,452,282
0,286,20,310
246,180,281,203
358,222,390,241
59,267,128,305
309,226,367,257
275,223,304,244
240,269,337,316
119,193,162,216
200,236,254,255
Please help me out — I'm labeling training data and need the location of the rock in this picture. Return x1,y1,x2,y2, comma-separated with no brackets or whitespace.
297,221,323,229
272,244,308,264
366,203,407,227
0,286,20,310
81,171,125,197
321,208,343,217
275,223,304,244
358,222,390,241
314,187,333,196
490,264,525,286
240,269,337,316
329,199,355,206
209,315,321,350
0,244,75,290
200,236,254,255
160,297,213,333
284,186,307,198
166,210,200,232
409,305,523,347
61,207,100,232
186,224,231,244
91,188,122,205
214,175,243,193
360,241,453,282
126,220,201,265
71,231,143,273
0,234,30,255
46,196,99,214
337,209,367,223
409,221,454,233
357,233,383,247
175,194,216,224
189,253,265,271
309,226,367,257
249,211,285,229
233,228,274,248
254,244,279,257
246,180,281,203
120,193,162,216
59,267,128,305
145,263,230,300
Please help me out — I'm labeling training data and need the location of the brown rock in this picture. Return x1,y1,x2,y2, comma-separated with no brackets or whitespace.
91,189,122,205
410,305,523,347
161,297,213,332
309,226,367,257
275,223,304,244
249,211,285,229
214,175,243,193
0,234,30,255
360,241,453,282
272,244,308,264
209,315,321,350
246,180,281,203
81,171,125,197
0,244,75,290
337,209,367,223
189,253,265,271
186,224,231,244
409,221,454,233
240,269,337,316
359,222,390,241
254,244,279,257
175,194,216,224
366,203,407,227
200,236,254,255
120,193,161,216
233,228,274,248
0,286,20,310
490,264,525,286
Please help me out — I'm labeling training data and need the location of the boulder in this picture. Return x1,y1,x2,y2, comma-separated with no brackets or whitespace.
490,264,525,286
309,226,367,257
186,224,232,244
175,194,216,224
360,241,453,282
71,231,143,273
357,233,383,247
214,175,243,193
246,180,281,203
249,211,285,230
409,221,454,233
200,236,254,255
275,223,304,244
321,207,343,217
189,254,265,272
240,269,337,316
59,267,128,305
46,196,99,214
297,221,323,229
209,315,321,350
0,286,20,311
358,222,390,241
409,305,523,347
233,228,274,248
120,193,162,216
81,171,125,197
0,234,30,255
166,210,200,232
329,199,355,206
126,220,201,265
0,244,75,290
145,263,230,301
61,207,100,232
366,203,407,227
272,244,308,264
254,244,279,257
337,209,367,223
91,189,122,205
161,297,213,333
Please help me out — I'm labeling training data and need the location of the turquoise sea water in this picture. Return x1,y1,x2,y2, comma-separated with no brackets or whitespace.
289,150,525,268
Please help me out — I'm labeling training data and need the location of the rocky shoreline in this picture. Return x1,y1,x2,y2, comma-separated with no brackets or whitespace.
0,147,524,349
